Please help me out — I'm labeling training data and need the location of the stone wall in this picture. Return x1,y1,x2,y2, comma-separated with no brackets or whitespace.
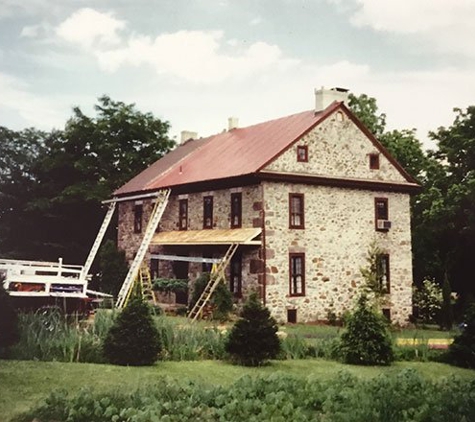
263,180,413,325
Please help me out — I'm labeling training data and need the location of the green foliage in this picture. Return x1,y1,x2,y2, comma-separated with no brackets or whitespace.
348,93,387,137
15,370,475,422
413,279,443,324
103,298,161,366
448,304,475,368
440,272,454,330
91,240,129,296
0,282,19,356
153,278,188,294
339,295,394,365
225,293,281,366
190,273,233,321
9,309,115,363
360,241,389,301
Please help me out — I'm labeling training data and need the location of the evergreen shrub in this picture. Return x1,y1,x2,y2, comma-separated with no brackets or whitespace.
339,294,394,365
447,304,475,368
225,293,280,366
0,281,19,356
103,298,161,365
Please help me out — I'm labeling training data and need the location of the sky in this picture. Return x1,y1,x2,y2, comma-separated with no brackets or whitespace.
1,0,474,149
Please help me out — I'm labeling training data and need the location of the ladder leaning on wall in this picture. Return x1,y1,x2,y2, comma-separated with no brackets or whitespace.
116,188,171,309
188,243,239,322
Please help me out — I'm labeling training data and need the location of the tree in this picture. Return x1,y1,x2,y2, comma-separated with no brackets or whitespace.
190,273,233,321
103,297,161,366
339,294,394,366
225,293,280,366
440,272,454,330
412,279,442,324
348,93,386,138
447,304,475,368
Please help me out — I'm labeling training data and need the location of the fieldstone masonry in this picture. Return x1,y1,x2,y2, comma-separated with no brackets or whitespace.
117,108,413,325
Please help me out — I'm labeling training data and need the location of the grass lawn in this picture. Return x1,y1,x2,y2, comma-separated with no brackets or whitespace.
1,359,474,422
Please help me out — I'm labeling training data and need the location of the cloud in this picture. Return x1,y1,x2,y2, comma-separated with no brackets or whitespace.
56,8,126,50
55,10,299,84
336,0,475,58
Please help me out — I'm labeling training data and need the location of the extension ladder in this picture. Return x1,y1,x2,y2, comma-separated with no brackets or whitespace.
80,202,117,280
116,189,171,309
121,262,157,307
188,243,239,322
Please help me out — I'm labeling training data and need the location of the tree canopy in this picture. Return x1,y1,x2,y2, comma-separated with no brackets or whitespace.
0,96,174,263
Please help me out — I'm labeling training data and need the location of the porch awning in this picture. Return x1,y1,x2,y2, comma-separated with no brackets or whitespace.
151,228,261,246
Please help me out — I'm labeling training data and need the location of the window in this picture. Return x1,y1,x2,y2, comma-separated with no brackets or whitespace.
297,145,308,162
203,196,213,229
231,193,242,228
375,197,388,230
179,199,188,230
289,253,305,296
230,254,242,297
369,153,380,169
289,193,304,229
133,204,143,233
377,254,390,293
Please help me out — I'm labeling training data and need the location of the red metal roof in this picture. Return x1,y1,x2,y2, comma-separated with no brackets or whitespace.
115,103,341,195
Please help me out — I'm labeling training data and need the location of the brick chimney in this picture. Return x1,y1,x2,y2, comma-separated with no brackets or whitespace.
180,130,198,143
228,117,239,131
314,87,349,112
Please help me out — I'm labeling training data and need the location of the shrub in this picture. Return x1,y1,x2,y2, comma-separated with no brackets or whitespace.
225,293,280,366
413,278,442,324
447,304,475,368
0,282,19,357
190,273,233,321
338,294,394,365
103,298,161,365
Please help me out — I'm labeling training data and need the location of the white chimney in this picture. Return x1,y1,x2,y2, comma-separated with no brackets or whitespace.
314,87,349,112
180,130,198,143
228,116,239,131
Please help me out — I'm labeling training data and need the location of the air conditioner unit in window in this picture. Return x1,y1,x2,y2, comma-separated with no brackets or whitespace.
377,219,392,230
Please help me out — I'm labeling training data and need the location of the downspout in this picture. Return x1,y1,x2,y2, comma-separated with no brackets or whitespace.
261,182,267,305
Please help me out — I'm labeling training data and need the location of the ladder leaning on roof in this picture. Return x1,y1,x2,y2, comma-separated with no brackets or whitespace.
116,188,171,309
188,243,239,322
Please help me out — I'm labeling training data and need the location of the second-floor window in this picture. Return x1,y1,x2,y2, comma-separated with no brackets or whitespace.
289,193,304,229
289,253,305,296
231,192,242,228
134,204,143,233
203,196,213,229
179,199,188,230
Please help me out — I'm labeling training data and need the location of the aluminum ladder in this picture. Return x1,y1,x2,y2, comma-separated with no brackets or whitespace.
116,189,171,309
188,243,239,322
80,202,117,280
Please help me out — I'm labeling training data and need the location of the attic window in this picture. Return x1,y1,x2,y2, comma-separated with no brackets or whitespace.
297,145,308,162
369,153,380,170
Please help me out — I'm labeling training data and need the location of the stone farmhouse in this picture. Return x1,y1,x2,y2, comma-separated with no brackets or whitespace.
114,88,420,325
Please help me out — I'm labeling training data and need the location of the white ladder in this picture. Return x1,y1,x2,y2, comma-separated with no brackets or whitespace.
80,202,117,280
188,243,239,322
116,189,170,309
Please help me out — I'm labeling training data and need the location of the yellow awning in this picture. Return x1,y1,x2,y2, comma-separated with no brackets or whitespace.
151,228,261,246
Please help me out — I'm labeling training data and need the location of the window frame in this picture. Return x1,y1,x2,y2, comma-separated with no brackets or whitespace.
369,153,380,170
374,197,389,231
289,253,305,297
230,192,242,228
203,196,213,229
289,193,305,229
230,254,242,298
133,203,143,233
178,199,188,230
297,145,308,162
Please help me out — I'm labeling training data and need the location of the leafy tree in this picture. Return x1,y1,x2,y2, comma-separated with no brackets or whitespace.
412,279,442,324
440,272,454,330
225,293,280,366
339,294,394,366
360,241,389,302
0,280,19,357
103,297,161,365
91,240,129,296
348,93,386,138
447,304,475,368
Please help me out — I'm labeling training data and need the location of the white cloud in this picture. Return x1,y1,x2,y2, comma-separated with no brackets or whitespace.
338,0,475,58
0,72,68,129
56,8,126,50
